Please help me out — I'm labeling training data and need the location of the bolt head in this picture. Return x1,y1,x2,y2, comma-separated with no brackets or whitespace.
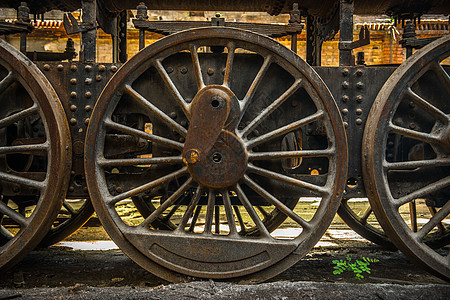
184,149,200,164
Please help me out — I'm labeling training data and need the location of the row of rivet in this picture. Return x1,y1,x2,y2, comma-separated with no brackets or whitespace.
166,66,225,76
41,63,116,195
43,63,117,73
341,68,365,128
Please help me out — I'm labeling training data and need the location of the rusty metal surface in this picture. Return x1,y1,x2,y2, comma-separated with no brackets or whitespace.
0,39,71,270
133,19,303,38
363,35,450,280
36,61,118,199
2,0,450,15
84,27,347,282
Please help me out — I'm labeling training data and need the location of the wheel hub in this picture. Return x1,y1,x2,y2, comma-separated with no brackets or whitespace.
188,130,247,188
183,85,246,188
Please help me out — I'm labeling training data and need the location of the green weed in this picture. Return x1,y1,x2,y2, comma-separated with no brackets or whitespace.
332,254,379,280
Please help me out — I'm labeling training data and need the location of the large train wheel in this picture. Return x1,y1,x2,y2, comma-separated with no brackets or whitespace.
85,27,347,282
39,198,93,247
337,198,395,250
0,40,71,269
363,35,450,280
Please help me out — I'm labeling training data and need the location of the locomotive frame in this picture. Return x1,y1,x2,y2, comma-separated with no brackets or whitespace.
0,0,448,282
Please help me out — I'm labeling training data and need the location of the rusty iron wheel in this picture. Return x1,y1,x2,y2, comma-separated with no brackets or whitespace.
38,198,94,247
0,40,72,270
85,27,347,282
337,198,396,250
363,35,450,280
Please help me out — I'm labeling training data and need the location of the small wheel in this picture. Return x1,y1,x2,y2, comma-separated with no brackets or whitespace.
337,198,396,250
363,35,450,280
0,40,71,270
38,198,94,247
85,27,347,282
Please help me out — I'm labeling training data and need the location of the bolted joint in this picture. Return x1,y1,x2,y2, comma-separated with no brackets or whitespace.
17,2,30,23
184,149,200,165
210,95,226,110
136,2,149,20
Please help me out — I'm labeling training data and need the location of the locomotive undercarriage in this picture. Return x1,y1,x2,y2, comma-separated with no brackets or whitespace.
0,0,448,282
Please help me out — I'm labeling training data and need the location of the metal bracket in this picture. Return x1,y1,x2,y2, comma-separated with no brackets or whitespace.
339,26,370,50
63,13,96,35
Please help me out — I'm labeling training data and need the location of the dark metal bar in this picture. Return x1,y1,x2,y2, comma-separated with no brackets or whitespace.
118,10,128,63
339,0,354,66
81,0,97,62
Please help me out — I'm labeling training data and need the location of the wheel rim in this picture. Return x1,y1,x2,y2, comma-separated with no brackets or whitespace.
0,40,71,269
337,198,395,250
39,198,94,247
363,35,450,280
85,27,347,282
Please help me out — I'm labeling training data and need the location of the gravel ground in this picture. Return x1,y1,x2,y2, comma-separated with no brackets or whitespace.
0,280,449,299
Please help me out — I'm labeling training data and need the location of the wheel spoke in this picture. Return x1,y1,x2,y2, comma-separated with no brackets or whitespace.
222,190,237,235
123,85,187,137
239,55,272,117
389,122,439,145
0,171,45,190
107,167,188,205
360,206,373,224
409,200,418,232
235,184,271,237
429,61,450,92
384,158,450,170
154,59,190,119
240,78,303,138
246,111,324,148
203,189,215,234
214,205,221,234
256,206,268,218
223,43,236,87
0,201,28,227
62,200,76,216
394,176,450,207
427,205,446,233
0,71,15,95
190,44,205,90
405,88,449,123
415,200,450,241
188,205,202,232
98,156,183,167
246,164,328,196
104,119,184,150
0,225,14,241
249,149,333,161
176,185,202,232
233,206,246,234
0,142,48,156
140,177,193,228
244,175,311,230
0,104,39,129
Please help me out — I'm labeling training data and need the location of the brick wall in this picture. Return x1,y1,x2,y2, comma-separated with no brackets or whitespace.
1,11,448,66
